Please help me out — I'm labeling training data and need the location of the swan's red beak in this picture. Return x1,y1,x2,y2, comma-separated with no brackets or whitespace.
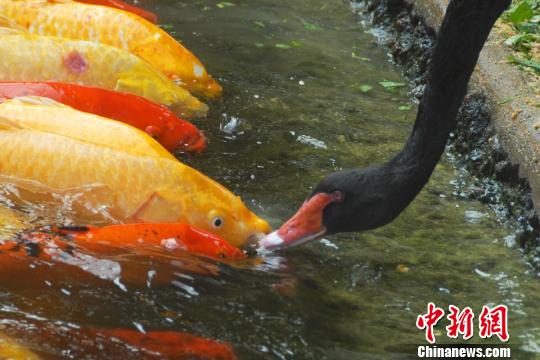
259,193,334,250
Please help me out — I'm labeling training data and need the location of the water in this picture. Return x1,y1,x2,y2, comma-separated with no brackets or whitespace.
0,0,539,358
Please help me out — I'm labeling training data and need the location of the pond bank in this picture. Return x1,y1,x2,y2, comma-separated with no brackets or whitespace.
353,0,540,270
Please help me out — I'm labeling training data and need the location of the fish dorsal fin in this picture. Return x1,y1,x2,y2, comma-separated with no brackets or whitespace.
0,16,26,33
4,96,72,109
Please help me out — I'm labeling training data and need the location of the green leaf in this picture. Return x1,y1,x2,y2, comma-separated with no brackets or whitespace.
505,34,525,47
300,18,322,31
217,2,235,9
507,1,534,24
398,104,412,111
508,55,540,74
351,52,371,61
160,24,174,30
358,84,373,93
504,33,537,52
254,21,265,28
254,43,264,48
275,43,292,49
290,40,303,48
515,22,539,33
379,80,406,90
497,97,517,105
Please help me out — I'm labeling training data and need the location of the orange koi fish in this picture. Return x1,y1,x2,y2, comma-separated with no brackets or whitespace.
1,320,237,359
0,30,208,119
0,236,221,289
75,0,158,23
0,96,271,246
0,82,206,153
48,223,246,260
0,0,222,99
86,328,238,360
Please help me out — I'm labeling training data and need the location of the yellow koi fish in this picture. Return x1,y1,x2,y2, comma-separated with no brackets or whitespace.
0,0,222,99
0,333,39,360
0,98,270,246
0,30,208,119
0,96,175,159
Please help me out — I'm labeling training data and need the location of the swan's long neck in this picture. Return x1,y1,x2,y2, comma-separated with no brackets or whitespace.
389,0,510,185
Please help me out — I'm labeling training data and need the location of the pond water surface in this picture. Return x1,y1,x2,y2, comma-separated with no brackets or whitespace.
1,0,540,358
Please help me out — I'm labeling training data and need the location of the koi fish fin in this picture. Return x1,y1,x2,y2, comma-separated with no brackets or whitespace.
132,189,187,223
4,96,72,109
0,16,26,33
114,74,156,98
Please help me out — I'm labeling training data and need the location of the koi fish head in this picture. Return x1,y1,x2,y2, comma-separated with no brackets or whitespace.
182,197,271,248
183,225,245,260
157,119,207,154
115,70,208,120
180,190,271,248
134,182,271,248
172,73,223,101
169,94,209,120
197,77,223,100
202,202,272,247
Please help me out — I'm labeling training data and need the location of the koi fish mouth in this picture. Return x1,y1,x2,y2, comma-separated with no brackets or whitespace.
182,130,207,153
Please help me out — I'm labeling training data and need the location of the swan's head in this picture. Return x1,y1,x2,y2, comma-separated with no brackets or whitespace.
259,166,400,250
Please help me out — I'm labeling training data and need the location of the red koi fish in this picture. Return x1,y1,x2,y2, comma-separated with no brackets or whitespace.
31,223,246,261
0,223,242,289
75,0,158,23
0,82,206,153
86,328,238,359
1,319,237,359
0,235,223,290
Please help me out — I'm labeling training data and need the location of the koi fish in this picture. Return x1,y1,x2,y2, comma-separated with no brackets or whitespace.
41,223,246,260
86,328,238,360
0,30,208,119
0,230,220,289
1,320,238,360
0,0,222,99
0,82,206,153
0,96,176,160
0,207,234,288
0,332,39,360
0,97,271,246
75,0,158,23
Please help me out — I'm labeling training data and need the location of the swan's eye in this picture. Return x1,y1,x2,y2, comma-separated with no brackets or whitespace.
332,190,344,202
212,217,224,229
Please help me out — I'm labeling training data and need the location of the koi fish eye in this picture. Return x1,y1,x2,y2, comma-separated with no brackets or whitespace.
212,217,224,229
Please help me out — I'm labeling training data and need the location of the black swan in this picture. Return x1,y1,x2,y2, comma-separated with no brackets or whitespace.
260,0,512,249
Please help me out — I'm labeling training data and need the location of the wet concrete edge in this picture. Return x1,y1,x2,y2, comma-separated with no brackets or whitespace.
353,0,540,271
